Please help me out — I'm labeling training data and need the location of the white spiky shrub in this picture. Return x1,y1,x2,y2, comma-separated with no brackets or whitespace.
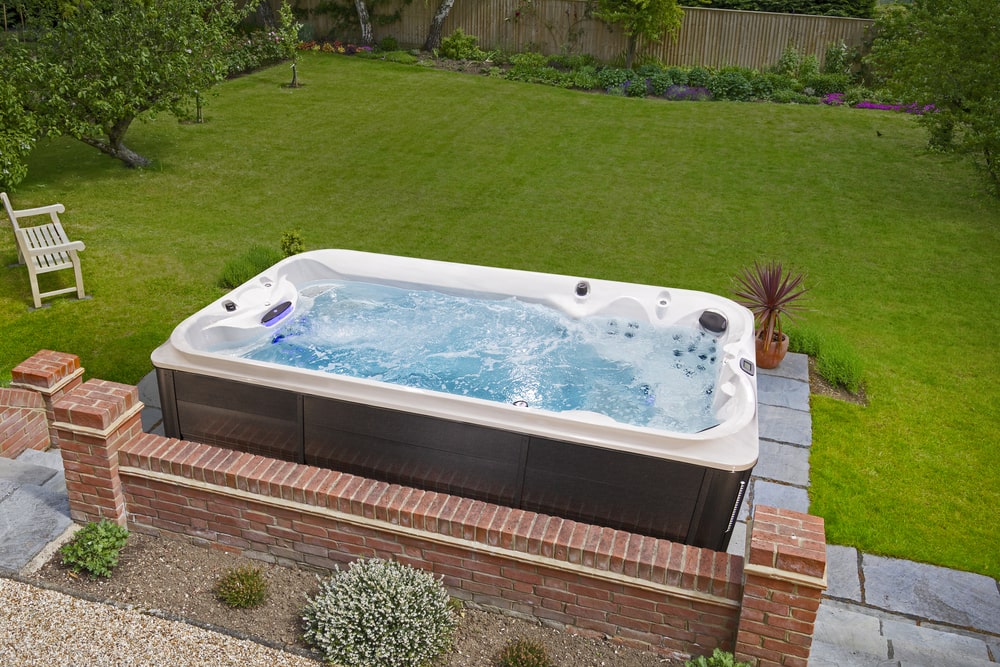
302,558,457,667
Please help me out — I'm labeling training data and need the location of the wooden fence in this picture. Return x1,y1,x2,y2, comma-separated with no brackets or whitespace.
287,1,873,70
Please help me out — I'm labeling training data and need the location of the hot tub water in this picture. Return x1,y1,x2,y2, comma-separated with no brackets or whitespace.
238,280,721,433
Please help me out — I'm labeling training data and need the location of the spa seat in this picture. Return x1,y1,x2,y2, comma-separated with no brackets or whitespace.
2,192,88,309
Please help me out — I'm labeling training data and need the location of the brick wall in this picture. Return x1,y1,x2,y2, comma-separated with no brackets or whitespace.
5,351,827,664
0,388,48,458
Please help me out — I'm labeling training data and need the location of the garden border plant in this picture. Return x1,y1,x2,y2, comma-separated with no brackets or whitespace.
58,519,129,579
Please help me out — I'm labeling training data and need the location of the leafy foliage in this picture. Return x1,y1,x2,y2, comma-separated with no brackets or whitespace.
594,0,684,69
496,637,554,667
215,565,269,608
302,558,457,667
59,520,129,579
865,0,1000,195
697,0,875,19
280,229,305,256
685,648,753,667
439,28,486,60
733,260,808,352
787,324,865,394
8,0,250,169
0,76,37,190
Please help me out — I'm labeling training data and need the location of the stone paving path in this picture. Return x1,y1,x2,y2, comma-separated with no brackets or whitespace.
748,355,999,666
3,357,998,665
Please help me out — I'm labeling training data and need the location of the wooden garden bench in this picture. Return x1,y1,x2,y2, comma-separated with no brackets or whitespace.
2,192,88,309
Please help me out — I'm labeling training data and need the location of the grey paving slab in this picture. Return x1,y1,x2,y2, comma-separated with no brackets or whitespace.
0,485,72,572
862,554,1000,635
749,479,810,515
0,479,16,503
809,641,897,667
0,457,58,487
16,447,63,471
757,374,811,412
883,618,995,667
137,370,161,410
726,520,747,557
754,439,810,486
813,603,889,657
141,406,164,434
758,403,812,447
825,544,862,602
758,352,809,382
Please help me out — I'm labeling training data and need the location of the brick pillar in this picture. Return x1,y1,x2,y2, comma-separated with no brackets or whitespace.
11,350,85,448
53,379,144,526
735,506,827,667
0,388,49,458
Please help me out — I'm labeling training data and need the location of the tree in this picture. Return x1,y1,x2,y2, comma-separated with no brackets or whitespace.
11,0,249,169
0,77,38,190
424,0,457,51
594,0,683,70
867,0,1000,194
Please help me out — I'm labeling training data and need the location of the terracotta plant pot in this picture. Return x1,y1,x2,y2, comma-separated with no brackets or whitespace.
755,331,789,369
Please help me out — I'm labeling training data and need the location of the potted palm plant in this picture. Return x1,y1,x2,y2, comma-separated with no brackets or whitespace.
733,260,808,369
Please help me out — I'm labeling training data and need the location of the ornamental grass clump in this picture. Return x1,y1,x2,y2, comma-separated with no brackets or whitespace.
215,565,269,608
302,558,457,667
495,637,554,667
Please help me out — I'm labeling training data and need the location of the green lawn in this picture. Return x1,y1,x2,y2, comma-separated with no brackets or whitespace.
2,52,997,579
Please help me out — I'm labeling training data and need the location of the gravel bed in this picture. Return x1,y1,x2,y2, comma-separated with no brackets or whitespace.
0,577,320,666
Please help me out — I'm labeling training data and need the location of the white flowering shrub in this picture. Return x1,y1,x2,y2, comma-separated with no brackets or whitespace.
302,558,457,667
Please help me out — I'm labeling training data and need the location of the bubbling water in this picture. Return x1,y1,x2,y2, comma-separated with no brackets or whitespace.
241,280,720,432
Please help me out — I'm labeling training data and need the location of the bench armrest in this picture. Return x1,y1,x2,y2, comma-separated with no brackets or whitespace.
10,203,66,219
18,236,86,255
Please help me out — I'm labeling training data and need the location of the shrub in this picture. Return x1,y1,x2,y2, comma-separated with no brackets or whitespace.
597,67,633,90
624,78,648,97
569,66,601,90
547,53,597,70
496,637,554,667
378,35,398,52
302,558,457,667
801,73,850,96
59,520,129,579
439,28,486,60
687,66,711,88
709,68,754,101
665,66,687,85
649,70,674,96
823,40,851,75
215,565,269,608
218,244,284,288
770,89,819,104
663,84,712,101
686,648,753,667
280,229,304,256
774,43,801,77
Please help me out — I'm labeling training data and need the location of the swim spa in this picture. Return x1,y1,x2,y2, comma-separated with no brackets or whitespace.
151,249,759,551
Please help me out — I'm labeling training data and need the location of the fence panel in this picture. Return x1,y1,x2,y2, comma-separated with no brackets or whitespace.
290,1,872,70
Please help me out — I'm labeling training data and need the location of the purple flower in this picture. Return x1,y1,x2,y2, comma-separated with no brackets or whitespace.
822,92,845,106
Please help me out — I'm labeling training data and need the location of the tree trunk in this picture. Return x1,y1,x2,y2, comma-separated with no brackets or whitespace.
423,0,457,51
80,116,152,168
254,0,276,28
355,0,373,45
625,34,637,70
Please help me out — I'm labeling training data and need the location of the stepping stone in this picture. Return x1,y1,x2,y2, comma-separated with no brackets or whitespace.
882,618,995,667
862,555,1000,635
0,457,58,488
757,352,809,382
0,485,72,572
758,404,812,447
825,544,862,602
754,439,810,486
16,448,63,471
757,373,810,412
813,603,888,657
749,479,810,515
